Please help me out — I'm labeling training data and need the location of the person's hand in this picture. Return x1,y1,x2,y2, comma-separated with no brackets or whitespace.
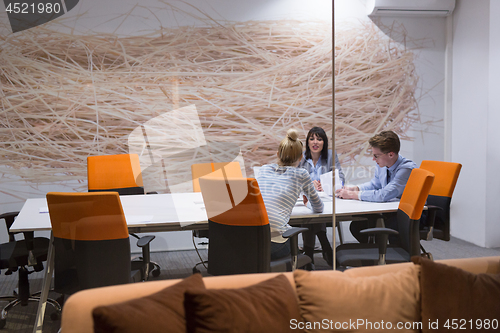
302,195,308,206
342,185,359,191
313,180,323,192
335,188,359,200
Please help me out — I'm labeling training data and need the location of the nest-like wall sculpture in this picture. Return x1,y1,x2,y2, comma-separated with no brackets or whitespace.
0,19,332,192
0,18,417,194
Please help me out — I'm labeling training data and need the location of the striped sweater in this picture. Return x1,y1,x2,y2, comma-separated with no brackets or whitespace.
256,164,324,243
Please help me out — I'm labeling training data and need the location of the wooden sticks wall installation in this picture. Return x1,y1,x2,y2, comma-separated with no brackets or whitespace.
0,19,416,194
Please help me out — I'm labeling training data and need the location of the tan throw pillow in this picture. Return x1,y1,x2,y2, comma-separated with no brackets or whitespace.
293,265,421,333
412,256,500,333
184,274,303,333
93,273,205,333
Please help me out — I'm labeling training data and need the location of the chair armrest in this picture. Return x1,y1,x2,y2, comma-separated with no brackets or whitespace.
281,227,310,270
360,227,399,265
0,211,20,242
136,235,155,248
359,227,399,236
282,227,309,239
282,227,309,263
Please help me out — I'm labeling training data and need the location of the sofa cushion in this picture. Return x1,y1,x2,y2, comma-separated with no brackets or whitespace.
412,256,500,333
92,273,205,333
293,265,421,333
184,274,303,333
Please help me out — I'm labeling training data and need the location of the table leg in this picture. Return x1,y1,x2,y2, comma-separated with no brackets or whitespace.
376,217,385,228
335,221,344,245
332,217,336,270
33,232,54,333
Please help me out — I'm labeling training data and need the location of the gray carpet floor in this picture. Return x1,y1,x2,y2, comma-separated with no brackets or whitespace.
1,236,499,332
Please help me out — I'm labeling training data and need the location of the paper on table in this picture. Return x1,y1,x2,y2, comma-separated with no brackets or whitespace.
335,169,342,191
39,207,49,213
125,215,154,224
319,170,342,197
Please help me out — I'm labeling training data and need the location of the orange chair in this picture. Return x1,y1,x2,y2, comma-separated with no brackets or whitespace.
189,161,243,273
336,168,435,267
419,160,462,259
199,177,311,275
47,192,140,297
87,154,160,280
87,154,144,195
191,161,243,192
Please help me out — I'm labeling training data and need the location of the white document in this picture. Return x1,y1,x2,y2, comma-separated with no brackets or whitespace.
320,171,333,196
335,169,342,191
319,170,342,197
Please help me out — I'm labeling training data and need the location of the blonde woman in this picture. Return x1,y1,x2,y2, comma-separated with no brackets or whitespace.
256,129,324,260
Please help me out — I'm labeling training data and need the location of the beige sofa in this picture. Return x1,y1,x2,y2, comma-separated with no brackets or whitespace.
61,256,500,333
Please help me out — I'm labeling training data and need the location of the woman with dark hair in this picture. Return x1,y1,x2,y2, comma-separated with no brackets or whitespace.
256,129,324,260
298,126,344,266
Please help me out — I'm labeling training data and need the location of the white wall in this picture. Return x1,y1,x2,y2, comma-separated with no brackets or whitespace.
377,16,447,166
487,1,500,247
334,0,447,242
335,0,499,248
335,0,446,184
451,0,500,247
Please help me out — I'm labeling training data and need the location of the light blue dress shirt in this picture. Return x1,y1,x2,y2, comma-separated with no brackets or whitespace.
358,155,417,202
298,150,345,184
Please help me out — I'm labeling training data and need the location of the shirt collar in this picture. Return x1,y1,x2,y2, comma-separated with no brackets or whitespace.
387,154,403,173
306,156,322,168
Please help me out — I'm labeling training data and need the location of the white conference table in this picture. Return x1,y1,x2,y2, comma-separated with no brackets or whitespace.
11,192,399,233
10,192,400,332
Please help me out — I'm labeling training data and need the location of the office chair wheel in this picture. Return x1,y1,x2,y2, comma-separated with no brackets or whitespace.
151,267,161,277
303,263,315,271
0,318,5,329
55,295,65,308
50,311,61,321
421,252,434,260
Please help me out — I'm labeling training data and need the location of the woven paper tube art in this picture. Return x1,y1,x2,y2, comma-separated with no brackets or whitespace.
0,18,417,194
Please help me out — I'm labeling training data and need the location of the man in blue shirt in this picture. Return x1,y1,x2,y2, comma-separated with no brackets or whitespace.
335,130,416,243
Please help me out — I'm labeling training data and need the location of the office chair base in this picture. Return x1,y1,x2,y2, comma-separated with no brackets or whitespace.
420,244,434,260
421,252,433,260
193,260,208,274
151,263,161,277
131,260,161,281
0,296,61,329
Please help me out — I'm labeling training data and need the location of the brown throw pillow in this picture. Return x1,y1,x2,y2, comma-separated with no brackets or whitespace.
293,265,421,332
184,274,303,333
93,273,205,333
412,257,500,333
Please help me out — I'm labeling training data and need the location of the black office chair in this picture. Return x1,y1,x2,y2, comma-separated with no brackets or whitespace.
336,168,435,267
418,160,462,260
87,154,160,280
46,192,140,298
0,212,61,329
199,177,311,275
